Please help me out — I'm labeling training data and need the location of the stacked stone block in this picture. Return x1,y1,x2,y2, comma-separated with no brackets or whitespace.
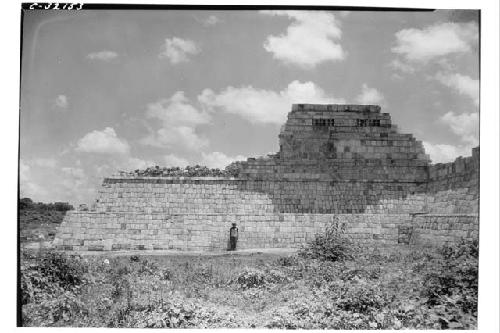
411,214,479,246
53,104,479,251
239,104,429,183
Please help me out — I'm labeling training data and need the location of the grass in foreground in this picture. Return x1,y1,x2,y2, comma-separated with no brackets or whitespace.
20,236,478,329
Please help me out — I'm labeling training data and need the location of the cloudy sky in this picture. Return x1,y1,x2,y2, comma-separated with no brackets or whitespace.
20,8,479,205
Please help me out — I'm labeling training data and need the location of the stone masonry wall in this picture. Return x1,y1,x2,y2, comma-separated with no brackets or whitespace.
422,146,479,214
238,104,429,183
96,178,424,214
54,209,478,252
53,176,478,251
53,104,479,251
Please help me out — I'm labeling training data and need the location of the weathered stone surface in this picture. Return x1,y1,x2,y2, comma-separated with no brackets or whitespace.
53,104,479,251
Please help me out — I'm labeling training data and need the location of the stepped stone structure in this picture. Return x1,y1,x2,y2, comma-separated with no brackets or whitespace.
53,104,479,251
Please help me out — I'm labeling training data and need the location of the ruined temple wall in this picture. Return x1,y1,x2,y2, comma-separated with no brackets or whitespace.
237,104,430,183
426,147,479,194
419,147,479,214
93,178,425,215
54,176,479,251
54,210,478,252
365,148,479,215
52,104,479,251
411,214,478,246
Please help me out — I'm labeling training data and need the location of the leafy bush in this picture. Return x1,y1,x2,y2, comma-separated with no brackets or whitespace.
235,268,266,289
422,240,478,329
276,255,299,267
19,198,74,211
20,242,478,329
20,250,89,326
265,298,336,329
265,295,389,330
19,197,34,209
299,219,354,262
334,283,394,314
21,251,87,304
22,290,87,326
234,267,289,289
340,267,381,281
116,291,245,328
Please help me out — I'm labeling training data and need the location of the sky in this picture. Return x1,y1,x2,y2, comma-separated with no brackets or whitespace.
19,8,479,205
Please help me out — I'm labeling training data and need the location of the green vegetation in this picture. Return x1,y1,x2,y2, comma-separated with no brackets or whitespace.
20,235,478,328
19,198,73,243
19,198,74,212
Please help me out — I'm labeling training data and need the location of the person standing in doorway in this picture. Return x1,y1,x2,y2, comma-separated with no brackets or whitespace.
229,223,238,251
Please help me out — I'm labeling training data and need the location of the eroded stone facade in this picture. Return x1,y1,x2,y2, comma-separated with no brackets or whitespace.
53,104,479,251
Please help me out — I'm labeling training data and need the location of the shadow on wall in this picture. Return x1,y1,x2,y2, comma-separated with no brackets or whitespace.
234,146,479,215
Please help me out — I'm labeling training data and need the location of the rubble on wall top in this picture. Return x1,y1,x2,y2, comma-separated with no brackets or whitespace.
112,164,243,178
106,176,239,181
291,104,381,113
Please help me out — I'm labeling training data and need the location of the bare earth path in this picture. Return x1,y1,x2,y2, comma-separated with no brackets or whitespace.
22,241,298,257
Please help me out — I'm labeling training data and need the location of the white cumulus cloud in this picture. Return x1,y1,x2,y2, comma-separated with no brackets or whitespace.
423,141,473,164
164,154,189,168
86,50,119,61
355,84,385,105
33,158,58,168
76,127,130,154
159,37,200,64
201,152,246,169
203,15,220,26
19,160,48,199
440,111,479,146
93,156,156,176
261,10,345,68
141,92,210,151
422,109,478,164
19,160,31,182
435,72,479,106
55,95,68,108
392,22,478,62
147,91,211,126
122,157,154,170
389,59,416,74
198,80,345,125
142,126,208,151
61,167,86,179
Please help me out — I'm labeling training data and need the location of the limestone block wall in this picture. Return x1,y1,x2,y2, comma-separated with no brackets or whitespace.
94,177,424,214
52,104,479,252
410,214,479,246
422,147,479,214
93,178,276,215
238,104,430,183
53,177,479,252
53,210,478,251
427,147,479,193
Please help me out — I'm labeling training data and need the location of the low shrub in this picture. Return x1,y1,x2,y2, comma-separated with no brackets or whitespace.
21,250,87,304
20,250,89,326
299,219,354,262
422,240,478,329
334,283,394,314
265,298,336,329
235,268,266,289
128,292,244,328
276,255,299,267
340,266,381,281
234,267,290,289
19,242,478,329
